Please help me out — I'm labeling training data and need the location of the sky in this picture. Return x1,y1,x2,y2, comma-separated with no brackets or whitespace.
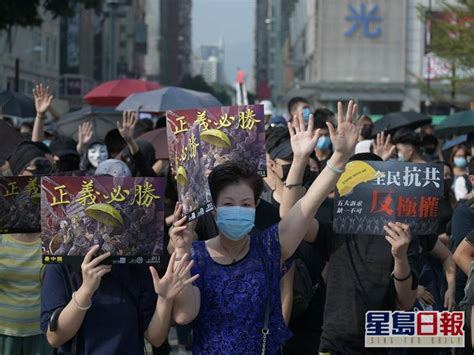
192,0,255,87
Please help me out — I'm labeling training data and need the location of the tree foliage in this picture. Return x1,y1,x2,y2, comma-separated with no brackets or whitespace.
0,0,102,32
418,0,474,106
179,74,232,106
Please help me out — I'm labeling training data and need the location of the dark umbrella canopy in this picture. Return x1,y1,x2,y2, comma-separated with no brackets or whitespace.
435,111,474,136
372,112,431,135
137,128,168,160
0,120,25,165
56,106,122,140
116,86,222,112
0,91,36,118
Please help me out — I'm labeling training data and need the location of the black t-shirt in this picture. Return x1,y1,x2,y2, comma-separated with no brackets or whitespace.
451,201,474,303
318,232,419,353
288,222,331,334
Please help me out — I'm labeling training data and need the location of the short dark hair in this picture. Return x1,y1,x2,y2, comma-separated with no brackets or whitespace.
287,97,308,116
265,127,292,160
313,108,334,122
392,128,421,148
208,161,264,204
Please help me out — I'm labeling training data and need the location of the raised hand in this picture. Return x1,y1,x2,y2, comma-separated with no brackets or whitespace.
117,111,138,143
373,132,395,161
78,121,94,146
149,253,199,300
33,84,53,116
80,245,112,295
288,110,320,158
169,203,195,252
326,100,358,160
384,222,412,259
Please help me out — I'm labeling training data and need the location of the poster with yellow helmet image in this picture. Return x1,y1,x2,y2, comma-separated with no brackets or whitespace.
166,105,266,221
333,161,443,236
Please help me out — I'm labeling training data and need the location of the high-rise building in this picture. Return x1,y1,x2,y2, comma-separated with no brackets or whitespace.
58,4,98,109
0,7,60,96
193,42,225,84
159,0,192,85
258,0,459,115
145,0,160,81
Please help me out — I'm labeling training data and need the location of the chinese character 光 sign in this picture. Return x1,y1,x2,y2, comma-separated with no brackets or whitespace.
345,3,382,38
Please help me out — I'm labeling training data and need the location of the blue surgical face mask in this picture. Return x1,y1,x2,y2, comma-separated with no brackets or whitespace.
454,157,467,168
303,107,311,123
43,139,51,147
316,136,331,150
216,206,255,241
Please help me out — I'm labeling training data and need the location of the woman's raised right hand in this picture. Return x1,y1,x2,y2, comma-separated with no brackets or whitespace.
80,245,112,295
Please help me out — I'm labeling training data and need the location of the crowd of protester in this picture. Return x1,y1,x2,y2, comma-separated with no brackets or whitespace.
1,85,474,355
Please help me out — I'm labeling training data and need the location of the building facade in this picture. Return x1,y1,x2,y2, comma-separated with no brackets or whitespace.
0,7,60,96
193,42,225,84
145,0,160,81
159,0,192,86
257,0,453,116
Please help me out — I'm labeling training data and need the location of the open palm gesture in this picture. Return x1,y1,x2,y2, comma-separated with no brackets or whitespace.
288,111,320,158
117,111,138,143
327,100,358,159
149,253,199,300
169,203,194,251
33,84,53,116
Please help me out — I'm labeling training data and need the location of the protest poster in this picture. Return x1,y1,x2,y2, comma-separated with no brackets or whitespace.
333,161,443,236
41,176,165,265
0,176,41,233
166,104,266,221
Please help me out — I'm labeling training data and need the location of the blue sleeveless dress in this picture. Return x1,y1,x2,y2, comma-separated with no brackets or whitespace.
191,225,292,354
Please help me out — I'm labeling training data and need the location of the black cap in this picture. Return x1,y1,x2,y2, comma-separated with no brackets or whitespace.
49,136,78,157
8,141,46,175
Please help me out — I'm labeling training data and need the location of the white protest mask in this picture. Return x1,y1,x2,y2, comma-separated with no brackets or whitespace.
88,143,109,168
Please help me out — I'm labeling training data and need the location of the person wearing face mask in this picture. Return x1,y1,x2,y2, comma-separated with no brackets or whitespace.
166,101,359,354
79,141,109,175
1,142,54,355
450,145,472,202
392,128,426,164
421,134,440,162
354,115,374,154
313,114,333,169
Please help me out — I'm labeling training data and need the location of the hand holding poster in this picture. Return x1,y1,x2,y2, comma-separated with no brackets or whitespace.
333,161,443,235
41,176,165,265
166,104,266,221
0,176,41,233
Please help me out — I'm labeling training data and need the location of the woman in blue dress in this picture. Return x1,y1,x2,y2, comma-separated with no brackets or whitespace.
168,101,359,354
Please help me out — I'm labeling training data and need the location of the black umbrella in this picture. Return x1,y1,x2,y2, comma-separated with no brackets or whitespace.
56,106,122,140
373,112,431,135
116,86,222,112
0,120,25,165
0,91,36,119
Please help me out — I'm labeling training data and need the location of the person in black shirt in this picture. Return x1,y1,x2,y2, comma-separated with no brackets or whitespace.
318,153,419,354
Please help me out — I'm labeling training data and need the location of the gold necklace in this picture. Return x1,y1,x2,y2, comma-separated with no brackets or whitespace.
219,236,249,264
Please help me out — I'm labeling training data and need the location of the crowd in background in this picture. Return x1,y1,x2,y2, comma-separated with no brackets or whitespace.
1,85,474,355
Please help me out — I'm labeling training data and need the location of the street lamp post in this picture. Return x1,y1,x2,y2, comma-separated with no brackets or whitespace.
14,46,44,92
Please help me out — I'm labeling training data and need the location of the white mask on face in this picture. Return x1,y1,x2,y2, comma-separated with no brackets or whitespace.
87,144,109,168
